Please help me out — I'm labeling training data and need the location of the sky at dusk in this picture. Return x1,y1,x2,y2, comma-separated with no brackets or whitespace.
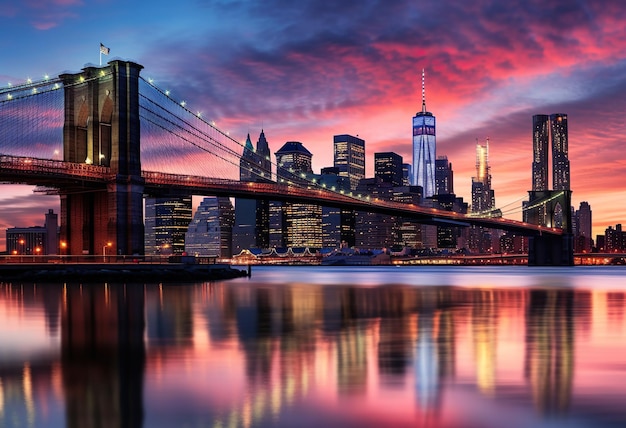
1,0,626,242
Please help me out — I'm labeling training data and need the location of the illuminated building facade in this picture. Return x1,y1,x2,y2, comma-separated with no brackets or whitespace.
274,142,322,248
412,70,436,197
334,134,365,190
375,152,403,187
234,131,272,252
551,113,570,191
532,114,549,191
435,156,453,195
144,197,192,255
185,197,234,258
470,138,498,253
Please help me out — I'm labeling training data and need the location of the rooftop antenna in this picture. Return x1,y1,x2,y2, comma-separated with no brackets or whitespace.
421,68,426,114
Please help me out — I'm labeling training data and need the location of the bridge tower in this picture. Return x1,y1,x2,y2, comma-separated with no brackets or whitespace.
59,60,145,256
526,190,574,266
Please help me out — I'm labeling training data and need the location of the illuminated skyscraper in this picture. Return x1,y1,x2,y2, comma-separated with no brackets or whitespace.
334,134,365,190
375,152,403,187
234,131,272,252
412,69,436,197
145,197,192,255
435,156,453,195
471,138,495,215
274,142,322,248
532,115,549,191
551,113,570,191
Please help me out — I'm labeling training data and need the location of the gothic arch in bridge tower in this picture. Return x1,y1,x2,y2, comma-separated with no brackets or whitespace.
59,60,145,256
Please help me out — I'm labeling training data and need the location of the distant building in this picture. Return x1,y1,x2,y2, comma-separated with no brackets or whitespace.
333,134,365,190
319,168,352,248
532,114,550,191
470,138,499,254
375,152,403,187
233,131,272,252
435,155,453,195
402,163,412,186
575,201,592,252
186,197,234,258
355,178,395,250
6,209,59,255
412,69,436,197
551,114,570,191
274,141,321,249
145,197,192,255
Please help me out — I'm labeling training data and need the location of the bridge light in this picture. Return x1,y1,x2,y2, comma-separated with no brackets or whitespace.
32,88,37,94
331,186,336,191
85,157,92,164
322,183,326,188
79,76,85,83
44,74,49,80
149,78,154,84
27,78,32,84
54,83,60,90
165,90,170,96
180,100,186,107
196,111,202,118
6,94,11,100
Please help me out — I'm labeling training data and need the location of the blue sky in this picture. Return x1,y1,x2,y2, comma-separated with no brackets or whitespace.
2,0,626,240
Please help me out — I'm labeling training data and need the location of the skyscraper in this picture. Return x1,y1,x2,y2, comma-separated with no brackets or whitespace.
375,152,403,187
471,138,495,215
551,113,570,191
333,134,365,190
435,156,453,195
532,114,549,191
412,69,436,197
185,197,234,258
274,142,321,248
144,197,192,255
233,131,272,252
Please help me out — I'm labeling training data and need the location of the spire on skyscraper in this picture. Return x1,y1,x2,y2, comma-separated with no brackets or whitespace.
421,68,426,114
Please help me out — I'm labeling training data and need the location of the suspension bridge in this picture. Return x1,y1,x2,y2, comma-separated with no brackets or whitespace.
0,60,573,265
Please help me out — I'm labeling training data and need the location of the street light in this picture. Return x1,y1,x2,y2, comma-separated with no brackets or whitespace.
60,241,67,262
103,242,112,262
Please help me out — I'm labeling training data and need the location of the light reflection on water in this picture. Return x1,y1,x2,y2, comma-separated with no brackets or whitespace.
0,266,625,427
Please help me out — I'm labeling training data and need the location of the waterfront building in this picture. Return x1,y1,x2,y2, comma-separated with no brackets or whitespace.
375,152,403,187
144,197,192,255
274,142,322,249
6,209,59,255
575,201,592,252
435,155,454,195
551,113,570,191
412,69,436,197
334,134,365,190
319,167,353,248
355,178,395,250
532,114,550,191
392,185,423,249
233,131,272,252
185,197,234,258
428,194,468,249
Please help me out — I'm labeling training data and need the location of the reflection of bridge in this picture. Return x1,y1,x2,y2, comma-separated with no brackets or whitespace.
0,60,572,265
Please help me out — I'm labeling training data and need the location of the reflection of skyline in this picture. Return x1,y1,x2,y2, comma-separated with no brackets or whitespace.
1,280,625,427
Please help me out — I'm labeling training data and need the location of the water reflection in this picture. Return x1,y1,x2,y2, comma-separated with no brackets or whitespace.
0,267,625,427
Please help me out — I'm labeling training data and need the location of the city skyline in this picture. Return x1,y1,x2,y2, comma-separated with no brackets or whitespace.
1,0,626,239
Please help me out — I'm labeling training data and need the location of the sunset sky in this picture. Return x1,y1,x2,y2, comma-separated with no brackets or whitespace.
1,0,626,242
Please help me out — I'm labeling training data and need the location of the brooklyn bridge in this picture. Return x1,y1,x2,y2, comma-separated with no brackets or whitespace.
0,60,573,265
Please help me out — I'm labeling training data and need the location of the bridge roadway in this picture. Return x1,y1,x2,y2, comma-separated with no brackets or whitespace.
0,154,562,237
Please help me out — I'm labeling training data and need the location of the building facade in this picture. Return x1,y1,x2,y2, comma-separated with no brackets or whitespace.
551,113,570,191
185,197,234,258
144,197,192,255
412,69,436,197
333,134,365,190
274,142,322,249
435,155,453,195
375,152,403,187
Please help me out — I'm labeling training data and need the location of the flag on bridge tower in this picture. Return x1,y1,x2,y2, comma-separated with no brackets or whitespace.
99,43,110,66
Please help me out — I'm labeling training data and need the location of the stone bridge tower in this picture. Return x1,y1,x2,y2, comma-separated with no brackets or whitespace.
59,60,145,256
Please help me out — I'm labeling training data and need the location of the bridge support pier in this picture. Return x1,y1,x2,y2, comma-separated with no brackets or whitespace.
60,60,145,256
528,233,574,266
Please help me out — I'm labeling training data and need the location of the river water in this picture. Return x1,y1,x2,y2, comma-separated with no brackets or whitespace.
1,265,625,427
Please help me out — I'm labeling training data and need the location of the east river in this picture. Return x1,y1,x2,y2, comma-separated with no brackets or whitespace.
1,265,625,427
